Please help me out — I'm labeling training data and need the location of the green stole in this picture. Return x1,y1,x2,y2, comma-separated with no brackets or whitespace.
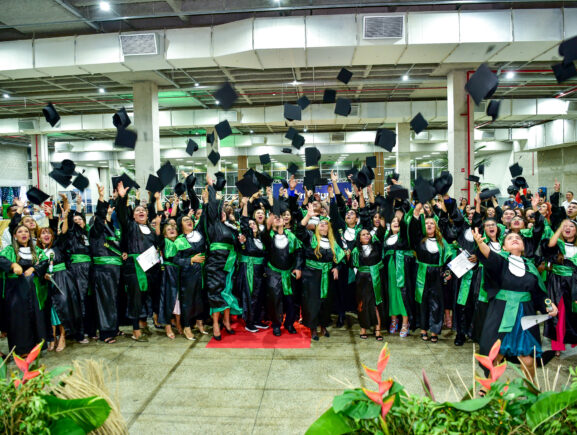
552,239,577,312
307,236,345,299
267,229,302,296
0,246,48,309
209,242,242,315
351,235,384,305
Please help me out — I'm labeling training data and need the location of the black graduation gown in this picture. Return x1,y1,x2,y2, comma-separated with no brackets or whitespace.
0,247,49,354
158,237,181,326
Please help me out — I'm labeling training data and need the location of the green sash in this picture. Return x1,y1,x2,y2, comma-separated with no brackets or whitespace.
128,253,148,292
306,259,332,299
415,241,453,304
268,262,293,296
104,242,122,257
93,256,123,266
495,290,531,333
384,250,411,316
163,261,179,267
477,263,488,303
70,254,91,264
239,255,265,294
357,263,384,305
210,242,237,272
52,262,66,272
457,268,475,306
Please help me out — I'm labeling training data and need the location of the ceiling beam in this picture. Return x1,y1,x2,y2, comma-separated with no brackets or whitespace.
52,0,101,31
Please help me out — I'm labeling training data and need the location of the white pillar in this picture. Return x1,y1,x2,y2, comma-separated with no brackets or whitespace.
206,127,220,179
133,81,161,191
395,123,411,188
99,167,111,198
30,134,50,192
447,70,474,200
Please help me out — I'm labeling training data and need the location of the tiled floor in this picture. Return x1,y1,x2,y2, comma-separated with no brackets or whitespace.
2,319,576,435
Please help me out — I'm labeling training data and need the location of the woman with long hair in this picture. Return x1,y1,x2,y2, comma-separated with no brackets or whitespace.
0,224,50,355
473,229,558,383
507,194,544,260
158,221,184,339
297,203,345,340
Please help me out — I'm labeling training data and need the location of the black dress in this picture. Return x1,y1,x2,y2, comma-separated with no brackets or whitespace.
158,237,181,326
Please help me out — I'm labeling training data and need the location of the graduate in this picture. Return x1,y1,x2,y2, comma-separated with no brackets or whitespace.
158,219,183,339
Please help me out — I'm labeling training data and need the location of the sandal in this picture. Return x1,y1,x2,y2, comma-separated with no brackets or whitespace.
56,336,66,352
103,337,116,344
389,318,399,334
375,329,383,341
131,335,148,342
420,332,429,341
400,324,410,338
430,335,439,343
47,341,55,351
359,334,368,339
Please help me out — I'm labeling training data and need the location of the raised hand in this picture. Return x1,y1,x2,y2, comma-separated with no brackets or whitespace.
472,227,484,245
97,183,105,201
330,170,338,184
554,178,560,193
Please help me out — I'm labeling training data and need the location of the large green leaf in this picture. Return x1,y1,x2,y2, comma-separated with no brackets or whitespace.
43,395,111,432
443,396,492,412
333,388,380,420
526,389,577,430
49,417,85,435
305,407,358,435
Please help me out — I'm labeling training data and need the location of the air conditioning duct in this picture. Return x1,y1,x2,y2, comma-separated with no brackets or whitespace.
363,16,404,39
349,104,360,117
119,33,159,56
331,133,346,142
18,119,39,131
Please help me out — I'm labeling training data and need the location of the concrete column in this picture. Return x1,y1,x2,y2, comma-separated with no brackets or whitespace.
447,70,474,200
206,127,220,179
395,123,411,189
237,155,248,179
374,152,385,195
133,81,161,191
99,167,111,198
30,134,50,192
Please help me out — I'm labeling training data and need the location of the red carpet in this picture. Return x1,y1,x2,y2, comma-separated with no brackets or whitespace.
205,321,311,349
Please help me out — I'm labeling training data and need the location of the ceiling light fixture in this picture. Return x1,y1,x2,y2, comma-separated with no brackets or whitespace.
98,88,105,94
194,82,200,87
402,74,409,81
303,127,308,132
99,1,111,12
215,100,220,105
2,93,10,99
291,80,300,86
249,130,254,134
505,71,516,79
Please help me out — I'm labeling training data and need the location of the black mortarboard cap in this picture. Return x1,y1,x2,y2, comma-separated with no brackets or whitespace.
111,176,121,190
284,103,302,122
513,176,528,190
112,107,131,129
186,138,199,156
235,176,260,197
42,102,60,127
185,173,196,188
354,166,373,189
465,63,499,106
287,163,298,175
479,164,485,176
345,167,358,179
207,132,215,145
255,171,273,188
414,176,437,204
259,153,271,165
323,89,336,103
215,120,232,140
49,169,72,188
282,148,292,154
486,100,501,122
433,171,453,196
303,175,316,191
389,185,409,201
272,195,282,217
72,173,89,191
334,98,351,117
375,128,396,152
208,150,221,166
410,112,429,134
552,62,577,83
27,187,49,206
146,174,164,193
174,183,186,196
337,67,353,84
305,147,321,167
214,172,227,191
120,173,140,190
315,178,329,187
507,185,519,195
297,95,310,110
156,161,176,187
214,82,238,110
466,174,480,183
280,179,289,189
386,172,400,185
480,188,500,201
244,168,257,183
509,163,523,178
559,36,577,64
292,134,305,150
114,128,137,149
366,156,377,169
51,159,76,176
285,127,298,141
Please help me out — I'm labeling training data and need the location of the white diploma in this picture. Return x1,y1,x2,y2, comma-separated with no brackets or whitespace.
136,246,160,272
447,249,475,278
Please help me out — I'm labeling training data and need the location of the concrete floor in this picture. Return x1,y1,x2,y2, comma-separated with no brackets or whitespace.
2,318,576,435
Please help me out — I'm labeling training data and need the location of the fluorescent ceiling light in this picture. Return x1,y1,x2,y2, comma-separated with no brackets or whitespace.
99,1,111,12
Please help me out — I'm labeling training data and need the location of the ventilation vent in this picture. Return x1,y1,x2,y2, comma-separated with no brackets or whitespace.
349,104,360,117
568,101,577,112
363,16,404,39
474,102,487,113
482,130,495,140
413,131,430,140
18,119,39,131
250,136,266,145
120,33,159,56
331,133,346,142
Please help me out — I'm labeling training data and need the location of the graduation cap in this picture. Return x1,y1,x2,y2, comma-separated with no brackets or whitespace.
272,195,282,217
282,148,292,154
465,63,499,106
120,173,140,190
354,166,374,189
112,107,131,129
215,120,232,140
303,175,316,191
255,171,273,188
345,167,358,179
552,62,577,83
244,168,257,183
156,161,176,187
297,95,311,110
208,150,221,166
185,173,196,188
486,100,501,122
26,187,49,206
323,89,336,103
513,176,528,190
280,179,289,189
259,153,271,165
366,156,377,169
414,176,437,204
213,82,238,110
375,128,396,152
559,35,577,65
334,98,351,117
410,112,429,134
214,172,227,191
186,138,199,156
174,183,186,196
284,103,301,121
72,173,89,191
507,185,519,195
207,132,215,145
337,67,353,84
287,163,298,175
388,184,409,201
114,128,137,149
235,176,260,197
478,164,485,176
509,163,523,178
49,169,72,188
466,174,480,183
292,134,305,150
305,147,321,167
111,175,122,190
386,172,400,185
51,159,76,176
480,188,500,201
433,171,453,196
315,178,329,187
374,195,387,209
146,174,164,193
42,102,60,127
285,127,298,141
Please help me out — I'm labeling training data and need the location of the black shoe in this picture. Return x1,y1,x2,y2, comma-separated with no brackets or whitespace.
336,315,345,328
224,326,235,335
311,334,319,341
323,329,330,338
454,334,465,346
213,334,222,341
285,325,297,334
245,324,258,333
273,327,281,337
254,322,270,330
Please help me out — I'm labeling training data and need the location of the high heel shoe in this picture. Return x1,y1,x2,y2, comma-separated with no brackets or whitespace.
224,325,235,335
213,334,222,341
